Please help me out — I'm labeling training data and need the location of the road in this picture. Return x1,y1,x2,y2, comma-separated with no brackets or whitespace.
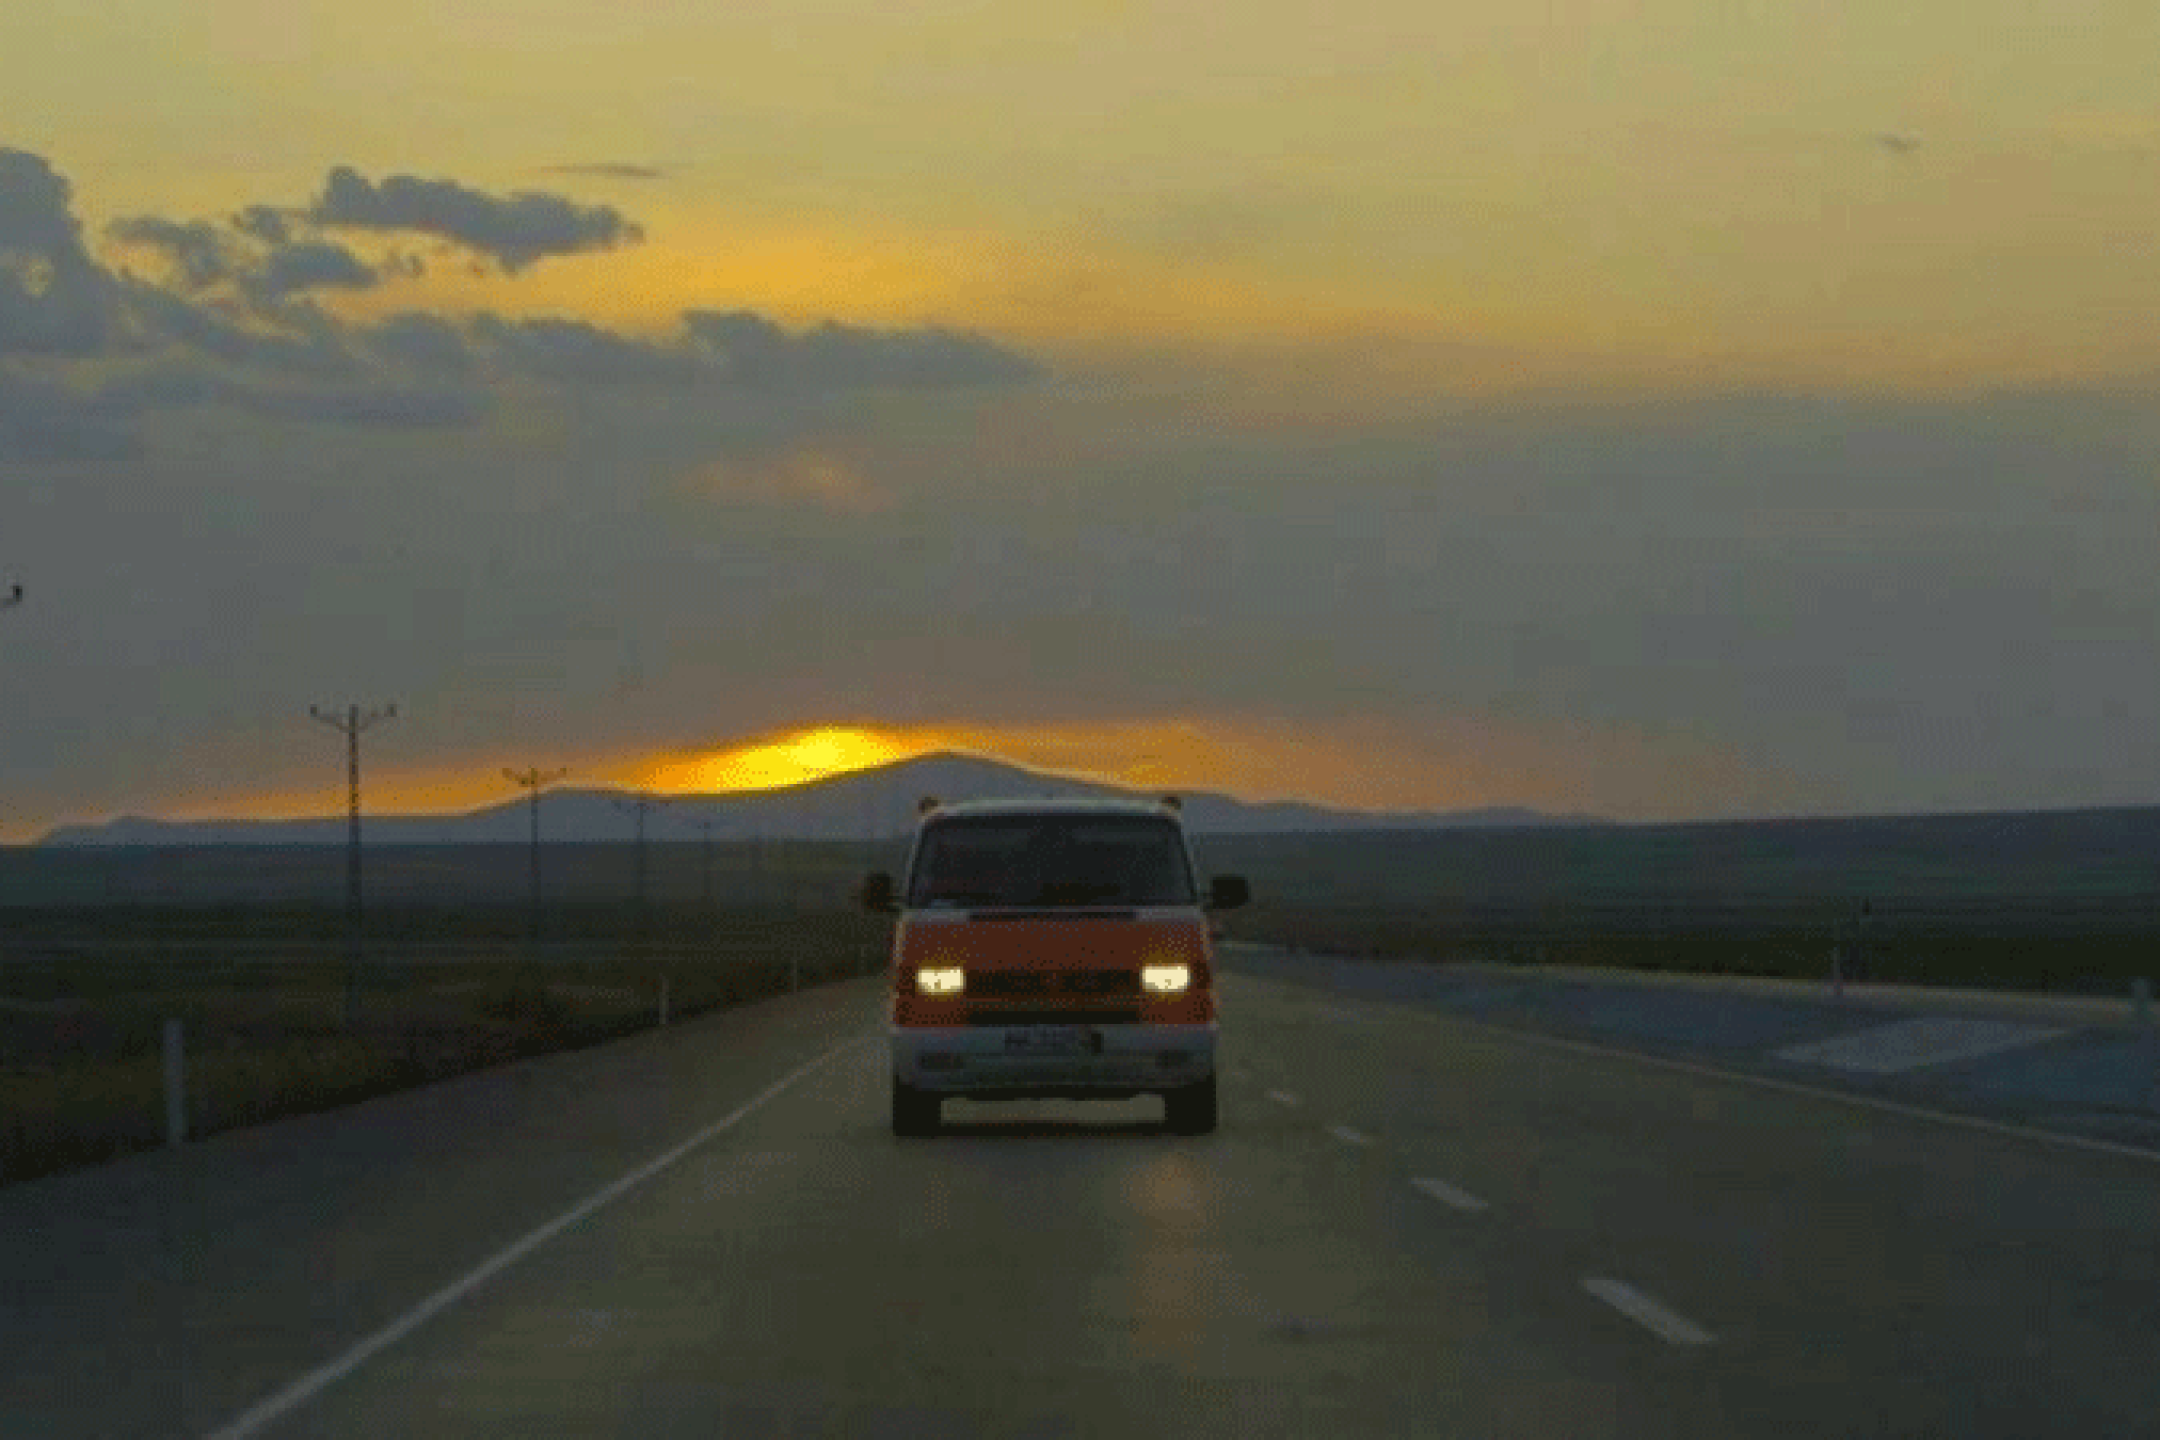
4,969,2157,1438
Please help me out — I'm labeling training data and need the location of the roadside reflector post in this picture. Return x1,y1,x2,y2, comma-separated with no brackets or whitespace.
162,1018,186,1147
657,974,670,1028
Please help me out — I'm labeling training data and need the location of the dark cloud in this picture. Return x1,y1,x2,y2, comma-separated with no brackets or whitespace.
231,205,292,246
107,216,235,289
683,310,1044,388
0,147,1039,465
0,148,92,259
123,283,358,377
542,162,667,181
471,313,704,386
363,312,476,376
245,240,378,302
0,148,121,357
306,166,644,273
113,217,379,307
458,311,1042,391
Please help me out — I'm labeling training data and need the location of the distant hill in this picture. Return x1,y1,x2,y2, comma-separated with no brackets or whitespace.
36,750,1605,846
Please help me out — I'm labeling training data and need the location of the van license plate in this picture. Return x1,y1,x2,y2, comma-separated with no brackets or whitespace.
1006,1026,1098,1055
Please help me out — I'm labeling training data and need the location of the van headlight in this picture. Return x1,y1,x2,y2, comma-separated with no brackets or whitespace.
1141,963,1191,994
915,966,965,996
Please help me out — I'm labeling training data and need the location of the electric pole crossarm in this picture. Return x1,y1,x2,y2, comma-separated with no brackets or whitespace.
614,795,666,953
307,701,398,1028
505,767,569,954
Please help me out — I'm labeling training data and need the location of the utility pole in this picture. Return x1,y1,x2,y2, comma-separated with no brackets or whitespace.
504,766,567,957
614,793,663,955
690,815,719,909
748,807,764,907
310,702,397,1027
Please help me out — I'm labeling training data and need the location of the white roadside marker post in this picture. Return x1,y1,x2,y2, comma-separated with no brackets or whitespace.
163,1018,186,1147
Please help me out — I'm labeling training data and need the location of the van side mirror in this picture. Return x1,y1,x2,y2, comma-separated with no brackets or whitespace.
860,871,897,913
1207,874,1250,911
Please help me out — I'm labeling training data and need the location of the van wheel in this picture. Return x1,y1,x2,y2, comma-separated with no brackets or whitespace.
1163,1075,1217,1135
892,1080,940,1137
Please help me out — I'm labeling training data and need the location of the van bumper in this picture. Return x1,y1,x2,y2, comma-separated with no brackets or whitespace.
891,1021,1217,1097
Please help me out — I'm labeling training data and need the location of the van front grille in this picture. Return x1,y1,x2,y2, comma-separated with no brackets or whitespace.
967,1008,1138,1027
968,969,1139,998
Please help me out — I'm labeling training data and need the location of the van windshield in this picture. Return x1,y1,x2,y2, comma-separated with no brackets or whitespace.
908,814,1197,909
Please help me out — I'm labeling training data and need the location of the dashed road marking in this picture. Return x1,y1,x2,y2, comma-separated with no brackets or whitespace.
1267,1089,1301,1107
1410,1177,1488,1213
1582,1275,1716,1346
1327,1124,1373,1146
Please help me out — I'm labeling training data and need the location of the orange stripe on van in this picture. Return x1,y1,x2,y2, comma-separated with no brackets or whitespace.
890,914,1214,1027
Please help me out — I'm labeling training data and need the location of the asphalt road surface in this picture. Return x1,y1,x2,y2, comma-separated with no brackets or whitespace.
5,971,2157,1438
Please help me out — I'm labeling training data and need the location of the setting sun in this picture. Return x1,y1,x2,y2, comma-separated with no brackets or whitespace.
642,726,921,793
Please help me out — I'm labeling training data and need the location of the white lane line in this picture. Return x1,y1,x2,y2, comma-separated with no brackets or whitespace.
1410,1177,1489,1213
202,1035,875,1440
1582,1275,1716,1347
1327,1124,1373,1146
1394,1006,2160,1166
1267,1089,1301,1107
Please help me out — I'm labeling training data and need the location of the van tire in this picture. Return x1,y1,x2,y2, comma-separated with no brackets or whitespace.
892,1080,940,1137
1163,1075,1217,1135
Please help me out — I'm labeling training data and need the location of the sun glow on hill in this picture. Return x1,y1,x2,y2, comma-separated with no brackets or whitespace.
642,726,925,792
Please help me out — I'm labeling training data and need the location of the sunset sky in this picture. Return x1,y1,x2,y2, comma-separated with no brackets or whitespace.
2,0,2157,838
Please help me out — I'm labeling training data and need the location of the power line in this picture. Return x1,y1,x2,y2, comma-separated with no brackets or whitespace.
685,814,720,909
309,702,397,1026
614,793,665,950
504,766,568,953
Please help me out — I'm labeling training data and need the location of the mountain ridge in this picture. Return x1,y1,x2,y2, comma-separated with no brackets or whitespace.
38,749,1606,846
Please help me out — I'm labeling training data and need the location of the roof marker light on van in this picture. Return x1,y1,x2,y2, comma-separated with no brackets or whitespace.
1162,794,1181,811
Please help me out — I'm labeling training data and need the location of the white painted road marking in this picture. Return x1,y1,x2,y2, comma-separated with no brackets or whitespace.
1396,1004,2160,1165
1327,1124,1373,1146
1267,1089,1301,1107
201,1035,873,1440
1774,1016,2068,1074
1582,1276,1716,1347
1410,1177,1489,1213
